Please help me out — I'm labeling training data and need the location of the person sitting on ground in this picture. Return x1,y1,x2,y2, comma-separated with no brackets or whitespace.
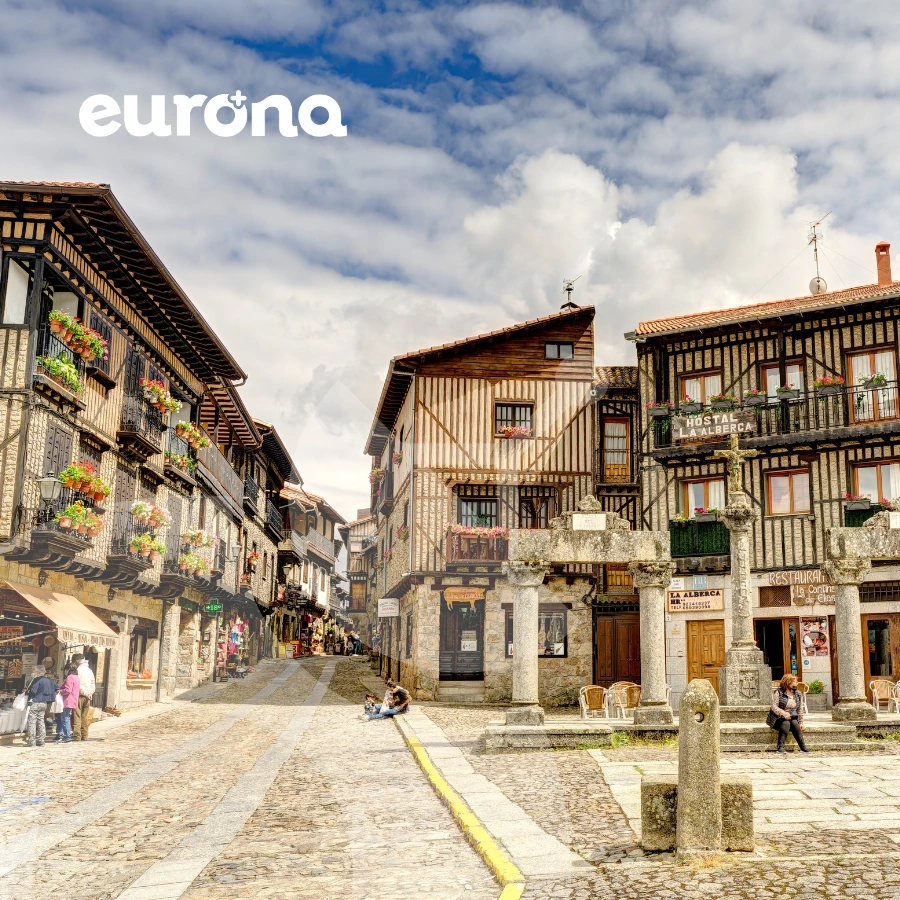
361,693,380,719
767,673,810,754
367,682,411,720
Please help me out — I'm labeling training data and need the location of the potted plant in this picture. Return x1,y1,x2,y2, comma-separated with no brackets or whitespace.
498,424,533,438
692,507,719,523
129,532,154,557
179,422,209,448
48,309,72,334
369,468,384,485
131,500,152,524
844,493,871,511
860,372,888,390
646,400,673,419
744,387,768,407
147,506,173,529
679,395,702,415
806,679,827,711
396,524,410,542
392,450,403,466
247,549,260,571
775,384,800,401
148,539,166,563
669,514,691,526
37,354,83,396
814,375,845,396
708,392,738,411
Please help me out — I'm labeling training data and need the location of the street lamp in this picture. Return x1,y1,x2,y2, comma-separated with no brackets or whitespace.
37,473,62,505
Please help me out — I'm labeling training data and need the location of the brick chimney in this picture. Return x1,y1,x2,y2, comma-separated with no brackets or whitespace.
876,241,892,286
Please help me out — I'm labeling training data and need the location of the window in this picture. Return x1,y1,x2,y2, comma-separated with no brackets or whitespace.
763,362,804,399
406,610,413,657
849,350,898,422
767,470,810,515
0,257,33,324
505,606,568,658
459,496,497,527
89,310,113,375
545,342,574,360
602,418,630,483
320,569,326,590
403,501,409,527
263,552,268,581
680,372,722,405
519,486,555,528
682,478,725,516
855,462,900,503
128,630,149,676
759,587,791,608
303,561,308,583
494,403,533,433
605,564,634,594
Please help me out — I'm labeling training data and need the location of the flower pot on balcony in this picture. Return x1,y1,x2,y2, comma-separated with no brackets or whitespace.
680,403,702,415
745,394,768,406
647,406,672,418
861,376,887,390
710,401,736,410
57,516,72,530
776,389,800,401
75,523,87,534
176,423,185,436
50,319,62,333
692,513,718,523
846,499,871,511
817,385,842,396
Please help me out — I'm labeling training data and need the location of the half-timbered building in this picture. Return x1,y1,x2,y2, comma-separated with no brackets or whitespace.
629,241,900,710
363,305,596,703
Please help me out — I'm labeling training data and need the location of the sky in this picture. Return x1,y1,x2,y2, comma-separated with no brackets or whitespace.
2,0,899,521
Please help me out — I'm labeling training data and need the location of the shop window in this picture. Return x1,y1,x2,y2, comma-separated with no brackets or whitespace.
0,256,33,324
602,419,630,483
681,478,725,516
759,586,791,608
494,402,533,434
545,342,573,360
766,470,810,515
519,486,555,529
128,630,149,677
505,607,568,658
680,371,722,405
406,611,413,658
762,362,803,399
854,462,900,503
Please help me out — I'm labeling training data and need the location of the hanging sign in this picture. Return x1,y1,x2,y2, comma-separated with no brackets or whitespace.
673,409,756,443
666,589,725,612
378,598,400,618
768,569,835,606
443,587,484,609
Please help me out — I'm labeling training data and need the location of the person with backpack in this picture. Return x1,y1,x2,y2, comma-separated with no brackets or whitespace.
24,665,58,748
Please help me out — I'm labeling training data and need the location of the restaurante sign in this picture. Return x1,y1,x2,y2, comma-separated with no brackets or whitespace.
673,409,757,443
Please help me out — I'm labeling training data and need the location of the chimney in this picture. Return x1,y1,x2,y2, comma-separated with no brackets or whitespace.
876,241,892,286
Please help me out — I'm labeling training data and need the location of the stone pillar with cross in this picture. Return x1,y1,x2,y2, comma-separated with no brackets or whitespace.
713,434,773,722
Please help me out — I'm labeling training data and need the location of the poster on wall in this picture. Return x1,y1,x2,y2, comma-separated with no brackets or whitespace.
460,630,478,652
800,617,829,657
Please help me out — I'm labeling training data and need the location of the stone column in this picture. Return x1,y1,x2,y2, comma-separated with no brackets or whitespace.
107,614,133,711
158,601,182,700
504,560,549,725
630,560,676,725
717,491,772,721
823,557,877,722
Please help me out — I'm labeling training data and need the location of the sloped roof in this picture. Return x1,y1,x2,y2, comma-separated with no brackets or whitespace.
594,366,638,388
253,419,301,484
281,483,347,525
0,181,245,380
632,280,900,338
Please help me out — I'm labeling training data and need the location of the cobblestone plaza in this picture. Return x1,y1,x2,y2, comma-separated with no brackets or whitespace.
3,658,900,900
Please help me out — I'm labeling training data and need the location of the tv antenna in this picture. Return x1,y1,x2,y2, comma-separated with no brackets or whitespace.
561,274,582,309
808,212,831,295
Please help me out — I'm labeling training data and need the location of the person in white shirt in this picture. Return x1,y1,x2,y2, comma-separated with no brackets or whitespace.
71,654,95,742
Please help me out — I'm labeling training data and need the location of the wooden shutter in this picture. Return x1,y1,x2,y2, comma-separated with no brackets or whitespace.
42,423,73,477
123,347,145,397
89,311,113,374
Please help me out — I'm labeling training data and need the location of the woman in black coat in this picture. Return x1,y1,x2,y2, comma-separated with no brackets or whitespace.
768,673,810,753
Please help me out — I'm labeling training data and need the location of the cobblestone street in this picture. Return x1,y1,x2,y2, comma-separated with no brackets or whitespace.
5,657,900,899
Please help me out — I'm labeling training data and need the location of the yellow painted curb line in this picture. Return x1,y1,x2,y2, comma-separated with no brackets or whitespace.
396,718,526,896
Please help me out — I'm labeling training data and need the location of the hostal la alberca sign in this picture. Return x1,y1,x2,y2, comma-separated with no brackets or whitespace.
673,409,756,443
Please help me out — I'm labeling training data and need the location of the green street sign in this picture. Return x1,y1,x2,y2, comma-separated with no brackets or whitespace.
203,603,223,613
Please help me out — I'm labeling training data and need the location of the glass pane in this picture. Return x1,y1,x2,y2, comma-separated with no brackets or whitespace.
704,373,722,398
687,482,704,515
788,621,799,676
559,343,573,359
545,343,559,359
769,475,792,514
538,611,566,657
856,466,879,500
883,464,900,502
785,363,803,389
868,620,893,678
708,479,725,510
765,367,781,399
875,351,896,381
682,377,700,403
792,472,810,512
459,498,497,527
2,259,29,324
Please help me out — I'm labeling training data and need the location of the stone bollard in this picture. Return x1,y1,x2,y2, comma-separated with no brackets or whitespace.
676,679,722,856
640,678,754,854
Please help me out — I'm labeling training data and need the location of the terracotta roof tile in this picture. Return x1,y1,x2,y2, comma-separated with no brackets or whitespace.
594,365,637,388
633,280,900,337
3,181,108,189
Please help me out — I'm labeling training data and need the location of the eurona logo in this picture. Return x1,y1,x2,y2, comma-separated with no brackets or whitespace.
79,92,347,138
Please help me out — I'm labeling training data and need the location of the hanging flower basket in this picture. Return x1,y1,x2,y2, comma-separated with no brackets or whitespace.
744,392,768,406
679,402,702,415
646,401,673,418
861,373,888,390
708,393,738,411
814,375,845,396
844,494,871,511
692,507,719,523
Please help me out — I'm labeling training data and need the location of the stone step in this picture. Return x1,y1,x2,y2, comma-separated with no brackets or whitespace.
438,681,485,702
722,742,883,752
720,723,861,751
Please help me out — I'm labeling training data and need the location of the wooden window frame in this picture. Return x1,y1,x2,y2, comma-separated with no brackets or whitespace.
679,370,723,404
761,360,804,396
518,486,556,529
503,604,569,659
681,477,725,515
0,255,35,327
765,468,811,516
493,401,534,435
847,347,899,423
545,341,574,360
853,461,900,501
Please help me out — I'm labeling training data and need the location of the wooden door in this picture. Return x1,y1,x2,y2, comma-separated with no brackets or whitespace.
862,613,900,694
594,613,641,687
687,619,726,695
439,601,484,680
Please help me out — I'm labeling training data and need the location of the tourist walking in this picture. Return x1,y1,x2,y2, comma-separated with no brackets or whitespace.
767,673,810,753
56,664,80,743
24,665,58,748
72,654,95,742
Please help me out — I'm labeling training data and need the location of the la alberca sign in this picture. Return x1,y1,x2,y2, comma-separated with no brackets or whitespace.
79,92,346,138
673,408,756,443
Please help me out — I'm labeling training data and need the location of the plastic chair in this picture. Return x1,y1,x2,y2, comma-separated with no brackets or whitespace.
609,681,641,719
891,682,900,714
795,681,810,716
869,678,895,712
579,686,609,720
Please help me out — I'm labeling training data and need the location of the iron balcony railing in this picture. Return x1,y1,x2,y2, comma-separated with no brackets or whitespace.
447,534,508,564
109,507,154,556
120,394,165,444
651,381,900,450
34,320,86,395
266,498,284,541
669,520,731,557
196,440,244,510
306,527,335,560
244,473,259,510
24,485,97,545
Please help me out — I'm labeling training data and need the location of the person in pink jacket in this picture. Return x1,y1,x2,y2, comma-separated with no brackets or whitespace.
56,664,80,743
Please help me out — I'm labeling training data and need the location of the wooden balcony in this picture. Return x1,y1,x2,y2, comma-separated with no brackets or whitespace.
446,533,508,568
278,530,307,562
32,322,86,410
196,439,244,513
378,469,395,514
306,527,335,562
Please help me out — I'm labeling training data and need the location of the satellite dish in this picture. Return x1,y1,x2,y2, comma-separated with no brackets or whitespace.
809,276,827,295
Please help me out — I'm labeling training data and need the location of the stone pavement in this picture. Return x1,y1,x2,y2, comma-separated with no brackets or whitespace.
0,657,495,900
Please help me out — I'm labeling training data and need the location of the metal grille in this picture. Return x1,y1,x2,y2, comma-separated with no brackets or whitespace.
759,586,791,608
861,581,900,604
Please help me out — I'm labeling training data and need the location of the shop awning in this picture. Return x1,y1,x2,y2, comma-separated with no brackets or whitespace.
4,581,119,650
